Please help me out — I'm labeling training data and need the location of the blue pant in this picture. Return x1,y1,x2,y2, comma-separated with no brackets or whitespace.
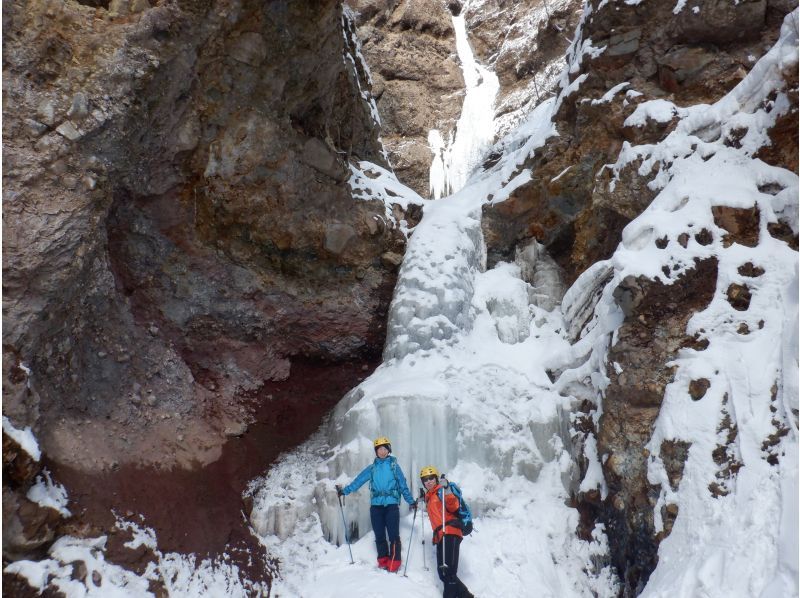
370,504,401,560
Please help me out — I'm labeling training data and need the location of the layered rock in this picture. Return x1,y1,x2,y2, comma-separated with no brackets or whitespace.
346,0,466,196
3,0,411,581
482,0,793,285
465,0,583,136
577,259,719,592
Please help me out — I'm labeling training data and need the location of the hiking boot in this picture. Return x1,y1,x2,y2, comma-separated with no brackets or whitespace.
386,558,401,573
377,557,389,569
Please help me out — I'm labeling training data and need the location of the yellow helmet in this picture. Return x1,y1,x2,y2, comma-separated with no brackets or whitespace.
419,465,439,479
373,436,391,452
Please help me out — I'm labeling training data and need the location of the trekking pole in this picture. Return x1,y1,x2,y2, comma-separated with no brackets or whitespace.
403,501,419,576
337,490,355,564
420,488,429,571
440,474,447,571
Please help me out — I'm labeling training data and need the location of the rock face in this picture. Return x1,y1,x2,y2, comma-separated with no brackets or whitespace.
480,0,797,593
347,0,583,197
346,0,466,196
3,0,409,576
482,0,793,285
582,259,719,593
465,0,583,136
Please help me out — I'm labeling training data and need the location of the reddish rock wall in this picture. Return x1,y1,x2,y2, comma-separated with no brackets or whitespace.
3,0,407,581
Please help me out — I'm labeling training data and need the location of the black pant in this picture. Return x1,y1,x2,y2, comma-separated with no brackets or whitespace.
370,504,401,560
436,535,472,598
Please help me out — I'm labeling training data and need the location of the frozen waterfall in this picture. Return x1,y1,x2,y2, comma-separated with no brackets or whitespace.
245,9,616,592
246,96,616,594
428,2,500,200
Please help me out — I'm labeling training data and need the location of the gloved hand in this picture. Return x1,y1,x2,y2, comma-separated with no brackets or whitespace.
411,502,418,513
440,475,449,489
336,484,344,497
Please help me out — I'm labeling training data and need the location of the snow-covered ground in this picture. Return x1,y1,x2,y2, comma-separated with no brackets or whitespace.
4,514,271,597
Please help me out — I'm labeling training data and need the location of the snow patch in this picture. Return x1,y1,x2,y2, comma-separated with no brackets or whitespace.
3,415,42,461
27,470,71,517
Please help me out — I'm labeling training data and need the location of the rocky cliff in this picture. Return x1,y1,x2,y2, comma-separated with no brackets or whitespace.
346,0,466,196
483,0,796,284
481,0,797,593
3,0,413,588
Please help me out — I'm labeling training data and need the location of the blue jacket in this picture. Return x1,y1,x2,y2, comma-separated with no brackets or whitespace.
342,456,416,506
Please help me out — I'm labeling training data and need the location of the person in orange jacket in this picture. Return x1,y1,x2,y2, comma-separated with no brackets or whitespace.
420,465,474,598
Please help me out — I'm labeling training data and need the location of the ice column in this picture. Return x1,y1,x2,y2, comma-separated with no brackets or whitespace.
428,130,447,200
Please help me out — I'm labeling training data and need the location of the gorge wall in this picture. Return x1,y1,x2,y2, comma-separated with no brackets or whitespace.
3,0,415,589
480,0,797,593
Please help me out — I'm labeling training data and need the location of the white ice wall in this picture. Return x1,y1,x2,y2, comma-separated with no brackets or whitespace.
249,185,579,547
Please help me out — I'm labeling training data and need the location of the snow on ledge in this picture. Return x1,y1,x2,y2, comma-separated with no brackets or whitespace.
27,470,71,517
3,415,41,461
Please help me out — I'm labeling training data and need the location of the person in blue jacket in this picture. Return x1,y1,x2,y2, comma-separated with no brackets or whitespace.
336,436,417,572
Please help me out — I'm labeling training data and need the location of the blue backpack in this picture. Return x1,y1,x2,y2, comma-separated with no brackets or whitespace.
442,481,473,536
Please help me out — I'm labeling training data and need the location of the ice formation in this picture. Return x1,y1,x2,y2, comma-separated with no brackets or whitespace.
248,70,617,595
427,0,500,200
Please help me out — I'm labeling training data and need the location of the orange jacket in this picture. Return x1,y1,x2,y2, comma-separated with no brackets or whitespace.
425,484,463,544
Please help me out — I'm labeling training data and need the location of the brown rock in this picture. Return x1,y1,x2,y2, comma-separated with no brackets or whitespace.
767,219,799,249
3,431,41,487
688,378,710,401
659,440,691,491
3,0,409,586
737,262,765,277
694,228,714,246
2,488,63,561
347,0,465,196
726,283,752,311
658,46,715,92
755,63,798,173
588,258,717,592
381,251,404,267
712,205,760,247
227,32,267,66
